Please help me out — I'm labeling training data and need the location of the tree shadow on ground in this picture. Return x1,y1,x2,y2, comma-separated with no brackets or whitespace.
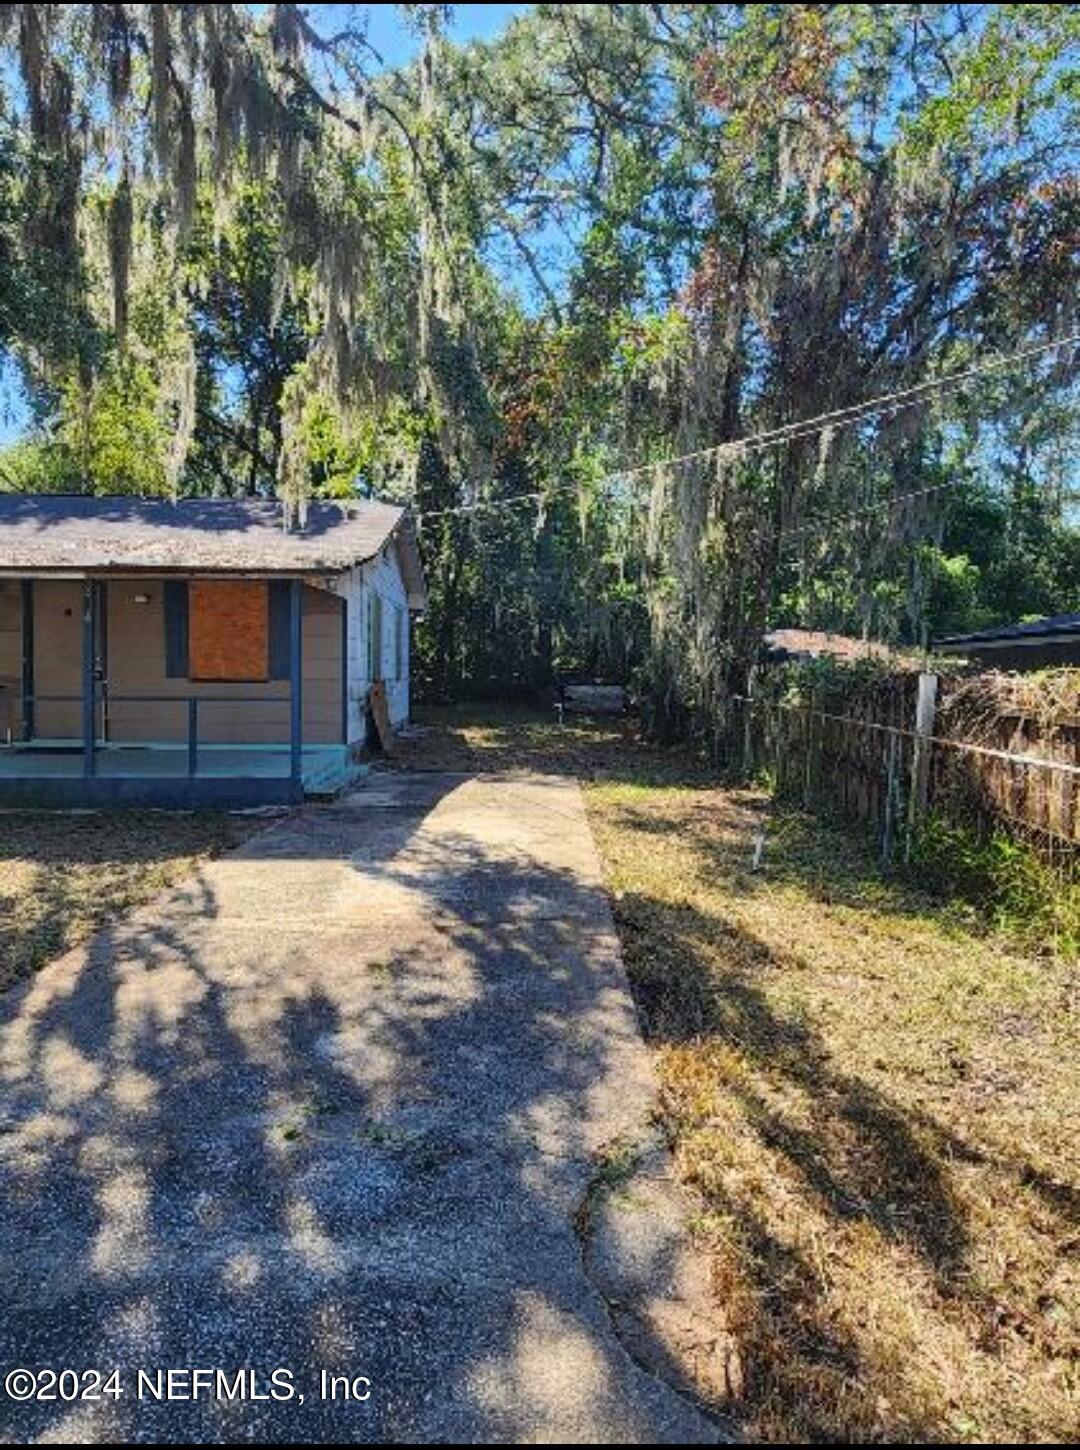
0,809,252,990
623,890,968,1275
611,874,1078,1441
393,703,714,788
0,774,722,1442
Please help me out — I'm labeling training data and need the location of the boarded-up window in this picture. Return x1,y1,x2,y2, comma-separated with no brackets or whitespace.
189,580,269,681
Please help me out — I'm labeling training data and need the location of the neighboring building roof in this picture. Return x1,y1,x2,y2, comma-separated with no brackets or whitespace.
934,614,1080,671
763,628,898,663
0,494,426,608
935,613,1080,650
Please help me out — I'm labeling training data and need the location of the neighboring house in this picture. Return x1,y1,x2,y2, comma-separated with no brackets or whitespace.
0,494,426,807
934,614,1080,671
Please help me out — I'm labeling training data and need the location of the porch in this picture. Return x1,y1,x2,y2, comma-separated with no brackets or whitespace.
0,739,359,807
0,572,354,808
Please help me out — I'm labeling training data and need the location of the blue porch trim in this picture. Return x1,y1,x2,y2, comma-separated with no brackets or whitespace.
0,775,305,810
0,742,364,810
20,578,33,741
290,578,303,786
82,581,96,778
340,594,349,745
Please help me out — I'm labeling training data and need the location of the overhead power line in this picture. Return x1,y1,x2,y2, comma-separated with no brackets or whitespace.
784,482,1080,544
414,330,1080,525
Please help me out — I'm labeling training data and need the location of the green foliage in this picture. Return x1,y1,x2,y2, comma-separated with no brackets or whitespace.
0,359,171,494
910,814,1080,956
0,5,1076,710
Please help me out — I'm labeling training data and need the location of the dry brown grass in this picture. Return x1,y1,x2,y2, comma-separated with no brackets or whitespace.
404,704,1079,1442
0,810,260,990
390,700,681,778
589,781,1079,1443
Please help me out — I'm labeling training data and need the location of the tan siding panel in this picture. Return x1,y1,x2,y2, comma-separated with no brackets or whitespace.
34,580,82,738
0,579,22,736
107,580,339,743
12,577,342,748
302,592,342,743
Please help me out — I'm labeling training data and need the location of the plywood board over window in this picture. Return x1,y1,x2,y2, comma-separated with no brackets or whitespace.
189,580,269,681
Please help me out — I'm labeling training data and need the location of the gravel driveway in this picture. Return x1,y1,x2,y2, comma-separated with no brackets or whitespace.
0,773,721,1443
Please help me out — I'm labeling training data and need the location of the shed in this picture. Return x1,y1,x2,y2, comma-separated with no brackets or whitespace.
0,494,426,807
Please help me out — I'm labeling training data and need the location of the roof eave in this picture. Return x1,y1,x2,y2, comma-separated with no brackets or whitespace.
0,560,368,578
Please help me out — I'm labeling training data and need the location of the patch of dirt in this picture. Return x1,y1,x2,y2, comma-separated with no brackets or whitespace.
0,810,262,990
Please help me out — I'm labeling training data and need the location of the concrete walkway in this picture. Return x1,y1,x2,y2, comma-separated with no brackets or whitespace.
0,773,722,1443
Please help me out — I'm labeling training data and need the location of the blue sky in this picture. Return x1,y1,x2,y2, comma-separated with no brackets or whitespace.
359,3,528,64
0,3,531,447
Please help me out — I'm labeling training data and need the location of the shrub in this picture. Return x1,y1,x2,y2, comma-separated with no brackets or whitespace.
910,813,1080,956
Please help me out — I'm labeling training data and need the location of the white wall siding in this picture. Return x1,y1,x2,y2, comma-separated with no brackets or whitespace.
330,540,412,741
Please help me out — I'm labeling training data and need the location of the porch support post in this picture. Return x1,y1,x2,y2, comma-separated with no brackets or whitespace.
20,579,33,741
82,580,96,777
290,579,303,787
340,596,349,746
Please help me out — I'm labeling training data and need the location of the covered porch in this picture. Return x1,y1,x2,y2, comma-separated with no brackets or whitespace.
0,572,356,808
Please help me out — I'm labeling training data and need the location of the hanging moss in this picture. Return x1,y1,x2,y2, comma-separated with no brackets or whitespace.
107,165,132,345
2,3,461,504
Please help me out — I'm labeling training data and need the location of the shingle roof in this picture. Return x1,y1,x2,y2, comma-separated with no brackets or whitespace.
764,628,899,661
935,613,1080,649
0,494,425,604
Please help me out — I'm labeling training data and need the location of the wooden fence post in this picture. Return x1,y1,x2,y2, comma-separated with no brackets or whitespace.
881,728,900,865
906,670,939,858
803,694,815,808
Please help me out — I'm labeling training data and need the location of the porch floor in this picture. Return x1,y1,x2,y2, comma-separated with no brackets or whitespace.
0,742,359,797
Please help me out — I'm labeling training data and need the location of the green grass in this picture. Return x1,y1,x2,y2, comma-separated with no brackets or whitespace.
0,810,259,990
910,812,1080,957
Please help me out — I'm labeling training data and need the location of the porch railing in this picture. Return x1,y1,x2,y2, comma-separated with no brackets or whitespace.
9,691,300,781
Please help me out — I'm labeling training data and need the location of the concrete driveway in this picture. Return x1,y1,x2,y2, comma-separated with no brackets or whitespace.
0,773,722,1443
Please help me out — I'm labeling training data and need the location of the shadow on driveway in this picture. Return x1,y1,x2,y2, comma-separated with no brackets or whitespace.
1,772,720,1443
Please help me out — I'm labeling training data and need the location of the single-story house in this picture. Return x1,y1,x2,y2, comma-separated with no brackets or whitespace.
934,614,1080,671
0,494,426,807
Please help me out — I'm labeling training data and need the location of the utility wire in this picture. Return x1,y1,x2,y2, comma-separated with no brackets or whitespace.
414,330,1079,525
783,482,1080,544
